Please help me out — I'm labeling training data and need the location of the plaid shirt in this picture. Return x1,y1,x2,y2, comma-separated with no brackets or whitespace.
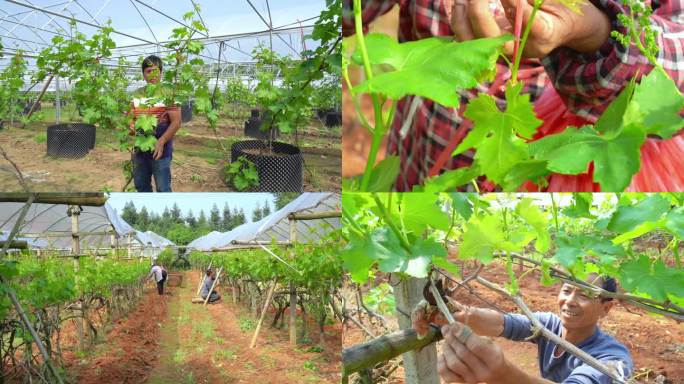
343,0,684,191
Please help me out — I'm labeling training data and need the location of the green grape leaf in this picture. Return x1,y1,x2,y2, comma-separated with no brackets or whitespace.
625,67,684,139
135,114,158,134
540,258,554,286
607,194,670,233
134,135,157,152
367,156,400,192
529,125,645,191
515,198,550,252
398,193,450,235
664,207,684,239
455,83,542,184
416,165,480,193
340,229,392,283
449,193,475,221
594,76,637,135
620,256,684,301
82,108,101,124
460,215,513,264
352,34,512,108
554,234,624,268
563,193,596,219
612,219,664,244
502,160,551,191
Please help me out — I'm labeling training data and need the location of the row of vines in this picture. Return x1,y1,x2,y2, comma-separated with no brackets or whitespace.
187,229,344,349
0,254,149,383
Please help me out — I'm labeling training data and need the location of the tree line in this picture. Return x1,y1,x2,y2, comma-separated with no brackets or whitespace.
120,193,299,245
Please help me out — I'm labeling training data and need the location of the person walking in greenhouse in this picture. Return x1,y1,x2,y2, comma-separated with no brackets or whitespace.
412,274,633,383
149,260,168,296
129,55,182,192
343,0,684,191
201,269,221,303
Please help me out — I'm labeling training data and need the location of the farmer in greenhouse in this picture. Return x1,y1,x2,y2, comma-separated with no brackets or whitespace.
148,260,168,296
201,269,221,303
412,274,633,383
343,0,684,191
129,55,182,192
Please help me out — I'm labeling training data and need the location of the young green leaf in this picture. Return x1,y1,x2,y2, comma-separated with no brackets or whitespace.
455,83,542,185
529,124,645,191
366,156,400,192
625,67,684,139
352,34,512,108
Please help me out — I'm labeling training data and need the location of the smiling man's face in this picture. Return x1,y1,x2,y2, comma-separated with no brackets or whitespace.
557,275,614,330
143,65,161,84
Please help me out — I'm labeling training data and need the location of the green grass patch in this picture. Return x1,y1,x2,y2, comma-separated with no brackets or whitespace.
192,318,215,340
215,347,237,361
238,317,254,332
173,348,188,364
33,133,47,143
175,148,224,161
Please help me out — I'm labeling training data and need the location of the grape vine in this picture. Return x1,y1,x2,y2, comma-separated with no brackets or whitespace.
342,193,684,316
0,253,149,382
187,229,344,347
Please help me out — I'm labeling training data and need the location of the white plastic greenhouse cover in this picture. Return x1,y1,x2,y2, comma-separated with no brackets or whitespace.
135,230,175,249
0,230,49,248
0,0,327,72
0,201,144,250
187,192,340,251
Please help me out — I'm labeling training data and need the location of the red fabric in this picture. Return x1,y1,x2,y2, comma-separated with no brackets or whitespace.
343,0,684,191
523,85,684,192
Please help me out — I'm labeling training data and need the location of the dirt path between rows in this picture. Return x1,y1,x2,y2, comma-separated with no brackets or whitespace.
66,271,341,384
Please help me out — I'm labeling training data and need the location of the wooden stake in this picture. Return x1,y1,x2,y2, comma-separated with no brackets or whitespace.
68,205,85,353
196,261,212,298
392,277,440,384
288,217,297,345
342,326,442,377
203,267,222,306
250,277,278,348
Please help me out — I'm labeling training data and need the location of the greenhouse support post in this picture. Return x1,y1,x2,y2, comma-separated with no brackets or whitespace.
109,225,117,259
55,76,61,123
289,217,297,345
392,277,440,384
68,205,86,352
250,276,278,348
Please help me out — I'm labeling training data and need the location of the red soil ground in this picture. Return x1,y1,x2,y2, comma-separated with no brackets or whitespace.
63,271,341,383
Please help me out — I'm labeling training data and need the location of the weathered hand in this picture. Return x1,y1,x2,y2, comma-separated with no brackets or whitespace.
448,0,611,59
411,298,471,338
438,322,508,383
153,138,165,160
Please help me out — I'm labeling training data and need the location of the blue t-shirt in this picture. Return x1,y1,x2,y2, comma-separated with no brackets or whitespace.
502,312,633,383
200,276,214,298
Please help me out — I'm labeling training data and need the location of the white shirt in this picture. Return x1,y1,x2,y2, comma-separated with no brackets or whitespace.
150,265,164,282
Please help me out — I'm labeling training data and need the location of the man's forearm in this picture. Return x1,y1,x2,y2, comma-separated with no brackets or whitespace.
159,120,181,144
